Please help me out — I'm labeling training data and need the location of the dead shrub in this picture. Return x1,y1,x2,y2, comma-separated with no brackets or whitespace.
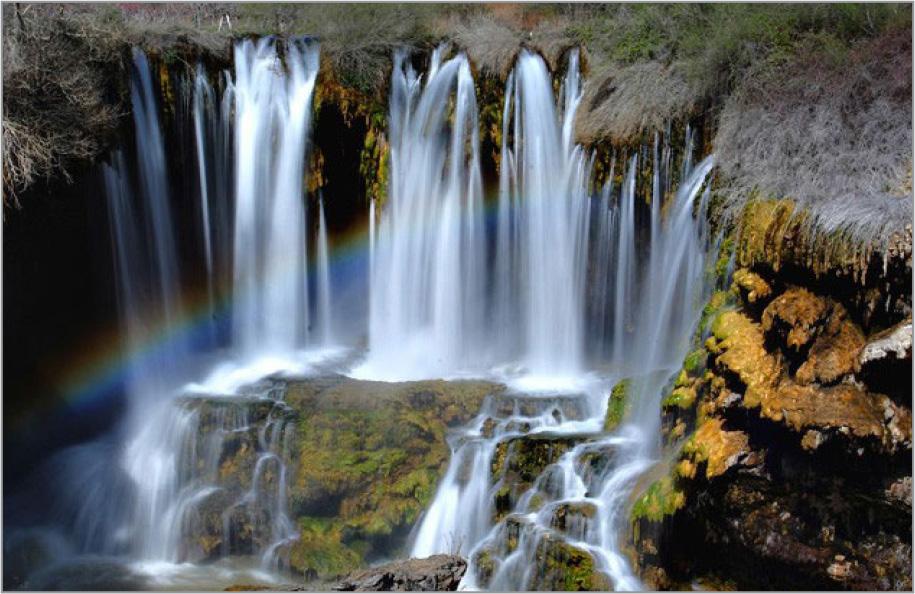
3,4,125,204
714,28,913,246
437,12,521,78
574,59,697,145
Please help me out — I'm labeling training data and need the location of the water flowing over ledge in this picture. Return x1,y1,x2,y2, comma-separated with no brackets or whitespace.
6,39,721,591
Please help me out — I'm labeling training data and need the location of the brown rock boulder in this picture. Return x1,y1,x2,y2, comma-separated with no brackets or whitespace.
334,555,467,591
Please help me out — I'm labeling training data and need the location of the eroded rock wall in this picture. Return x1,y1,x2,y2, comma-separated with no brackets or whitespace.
631,230,913,590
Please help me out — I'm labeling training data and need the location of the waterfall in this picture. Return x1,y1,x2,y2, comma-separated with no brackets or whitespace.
411,48,597,560
497,49,590,378
193,63,215,295
358,47,485,380
611,156,637,369
94,41,318,569
368,198,376,307
191,62,234,341
403,53,718,581
39,34,724,588
446,151,716,590
316,196,334,346
231,37,319,360
360,48,592,383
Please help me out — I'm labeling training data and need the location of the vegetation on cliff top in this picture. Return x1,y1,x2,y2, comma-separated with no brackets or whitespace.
4,2,911,262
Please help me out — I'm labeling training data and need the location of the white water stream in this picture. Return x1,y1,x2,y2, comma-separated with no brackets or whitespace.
12,40,719,591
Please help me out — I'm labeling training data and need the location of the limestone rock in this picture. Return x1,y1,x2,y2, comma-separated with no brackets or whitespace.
795,305,864,385
683,418,753,479
529,533,611,591
885,476,912,511
860,317,913,366
334,555,467,591
732,268,772,304
761,287,830,351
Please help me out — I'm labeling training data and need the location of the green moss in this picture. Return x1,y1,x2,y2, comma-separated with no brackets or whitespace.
683,348,706,375
532,535,611,591
630,476,685,522
697,290,731,340
493,485,513,521
662,385,697,410
473,547,497,584
604,378,632,432
286,378,495,574
527,492,545,513
714,236,736,284
288,517,362,579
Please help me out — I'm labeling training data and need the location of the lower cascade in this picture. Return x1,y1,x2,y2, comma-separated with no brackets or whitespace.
8,8,908,592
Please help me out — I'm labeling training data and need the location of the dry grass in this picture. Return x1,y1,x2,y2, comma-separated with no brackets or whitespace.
714,28,913,246
2,4,126,204
574,59,697,145
435,12,521,78
297,4,439,94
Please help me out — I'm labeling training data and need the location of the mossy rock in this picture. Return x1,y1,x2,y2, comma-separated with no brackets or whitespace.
681,418,751,479
471,546,499,586
490,434,578,483
662,385,698,410
287,517,362,580
604,379,632,431
490,433,579,521
550,502,598,539
530,533,611,591
575,446,619,493
284,376,501,573
630,476,686,523
489,393,590,422
732,268,773,305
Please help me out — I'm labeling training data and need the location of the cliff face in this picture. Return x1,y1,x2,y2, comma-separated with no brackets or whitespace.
631,215,913,591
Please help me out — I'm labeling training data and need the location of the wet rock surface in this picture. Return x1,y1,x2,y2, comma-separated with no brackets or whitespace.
639,265,913,590
169,376,502,582
282,376,500,580
333,555,467,591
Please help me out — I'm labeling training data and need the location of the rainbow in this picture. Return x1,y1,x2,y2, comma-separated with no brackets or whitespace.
46,186,517,424
49,214,373,420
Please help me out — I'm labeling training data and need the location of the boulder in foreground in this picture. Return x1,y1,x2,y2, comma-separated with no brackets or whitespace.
334,555,466,591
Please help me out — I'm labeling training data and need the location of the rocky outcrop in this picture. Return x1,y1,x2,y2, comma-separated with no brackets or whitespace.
490,433,579,521
334,555,467,591
281,376,500,580
172,376,501,582
634,264,913,590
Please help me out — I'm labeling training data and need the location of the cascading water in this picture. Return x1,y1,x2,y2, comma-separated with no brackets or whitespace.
316,196,334,346
231,38,320,361
358,47,485,380
429,150,716,591
495,49,591,379
53,40,321,580
408,50,718,590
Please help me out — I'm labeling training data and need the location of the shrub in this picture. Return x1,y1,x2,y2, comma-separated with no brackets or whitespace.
2,4,126,204
714,27,913,246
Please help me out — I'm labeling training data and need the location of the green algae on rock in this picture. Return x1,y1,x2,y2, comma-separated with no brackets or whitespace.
531,533,611,591
283,376,502,579
603,378,632,431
